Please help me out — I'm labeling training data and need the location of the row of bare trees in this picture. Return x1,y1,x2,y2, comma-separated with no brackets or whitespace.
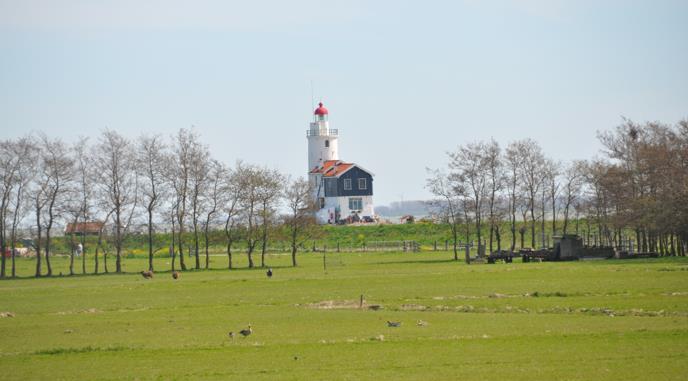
428,118,688,260
0,129,318,278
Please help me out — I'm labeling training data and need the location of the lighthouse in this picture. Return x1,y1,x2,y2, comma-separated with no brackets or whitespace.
307,102,375,224
307,102,339,170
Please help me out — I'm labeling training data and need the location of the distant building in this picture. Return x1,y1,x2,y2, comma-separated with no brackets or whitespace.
307,102,374,223
64,221,104,236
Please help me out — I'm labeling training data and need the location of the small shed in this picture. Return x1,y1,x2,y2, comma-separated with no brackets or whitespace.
553,234,583,260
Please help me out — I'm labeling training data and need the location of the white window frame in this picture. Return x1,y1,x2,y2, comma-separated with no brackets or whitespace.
349,197,362,210
343,178,352,190
358,178,367,190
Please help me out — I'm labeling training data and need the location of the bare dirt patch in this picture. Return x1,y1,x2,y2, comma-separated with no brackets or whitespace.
303,300,383,310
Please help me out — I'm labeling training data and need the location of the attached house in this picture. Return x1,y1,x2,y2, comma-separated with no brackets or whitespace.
310,160,374,223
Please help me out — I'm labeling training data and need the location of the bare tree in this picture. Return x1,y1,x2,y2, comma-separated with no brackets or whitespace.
222,163,245,270
505,141,525,252
282,176,318,267
168,128,198,271
561,161,585,235
519,139,546,248
545,159,561,237
29,158,48,277
62,137,93,276
138,134,167,272
189,138,210,269
257,168,283,268
38,135,74,276
426,169,464,262
448,142,489,256
92,130,138,273
0,139,23,278
201,160,226,269
238,164,262,268
484,139,504,253
5,137,37,277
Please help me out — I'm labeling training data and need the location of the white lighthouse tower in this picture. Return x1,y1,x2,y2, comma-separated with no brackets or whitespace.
307,101,375,224
307,102,339,171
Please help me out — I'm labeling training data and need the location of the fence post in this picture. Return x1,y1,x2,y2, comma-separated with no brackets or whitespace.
433,240,437,251
445,240,448,251
337,242,340,253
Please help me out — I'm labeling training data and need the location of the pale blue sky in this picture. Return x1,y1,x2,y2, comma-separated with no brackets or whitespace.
1,0,686,206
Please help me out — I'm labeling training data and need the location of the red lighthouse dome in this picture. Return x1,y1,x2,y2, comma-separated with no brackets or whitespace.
314,102,328,116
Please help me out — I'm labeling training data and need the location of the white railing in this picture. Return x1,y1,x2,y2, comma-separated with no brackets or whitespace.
306,129,338,137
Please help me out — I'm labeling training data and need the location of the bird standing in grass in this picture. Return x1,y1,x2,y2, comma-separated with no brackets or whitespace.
228,331,235,339
387,321,401,327
141,270,153,279
417,320,428,327
239,324,253,337
267,268,273,278
172,271,180,280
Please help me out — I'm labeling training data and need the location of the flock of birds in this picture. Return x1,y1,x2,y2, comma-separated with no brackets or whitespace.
140,269,264,280
140,268,426,341
226,320,428,340
140,270,181,280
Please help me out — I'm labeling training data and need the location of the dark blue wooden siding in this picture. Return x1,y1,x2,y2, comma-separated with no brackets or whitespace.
337,166,373,196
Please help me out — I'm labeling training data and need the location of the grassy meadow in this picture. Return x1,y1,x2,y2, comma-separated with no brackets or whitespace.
1,252,687,380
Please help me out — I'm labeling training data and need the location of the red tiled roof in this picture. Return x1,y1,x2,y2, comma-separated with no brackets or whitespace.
310,160,354,177
65,221,104,234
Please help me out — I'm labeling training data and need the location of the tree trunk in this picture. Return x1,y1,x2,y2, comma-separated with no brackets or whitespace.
227,240,233,270
204,226,210,270
45,229,52,276
247,242,255,268
81,236,86,275
1,221,5,278
177,227,186,271
148,209,154,272
193,220,200,270
261,226,268,268
452,225,458,261
10,233,16,278
489,225,494,254
94,246,99,274
530,205,536,249
69,243,75,275
115,211,122,273
291,244,298,267
69,232,75,276
34,202,42,277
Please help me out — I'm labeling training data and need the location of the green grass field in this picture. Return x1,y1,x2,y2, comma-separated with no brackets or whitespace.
1,252,687,380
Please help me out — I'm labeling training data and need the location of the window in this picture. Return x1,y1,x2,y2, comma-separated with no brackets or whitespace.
325,140,329,148
319,197,325,209
343,178,352,190
358,178,367,190
349,197,362,210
